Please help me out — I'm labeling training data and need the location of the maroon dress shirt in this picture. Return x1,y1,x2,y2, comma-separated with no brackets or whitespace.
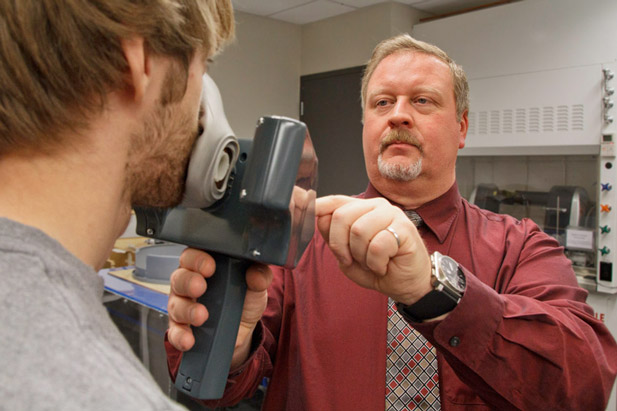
167,182,617,410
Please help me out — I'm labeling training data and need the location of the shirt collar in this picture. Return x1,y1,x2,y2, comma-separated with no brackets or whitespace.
361,181,462,244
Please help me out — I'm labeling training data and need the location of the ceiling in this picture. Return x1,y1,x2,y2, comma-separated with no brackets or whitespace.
230,0,519,25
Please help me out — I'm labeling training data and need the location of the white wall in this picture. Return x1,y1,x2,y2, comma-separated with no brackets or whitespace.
208,11,302,140
301,2,427,75
412,0,617,80
411,0,617,156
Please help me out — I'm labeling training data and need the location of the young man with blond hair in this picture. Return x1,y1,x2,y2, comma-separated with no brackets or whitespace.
0,1,234,409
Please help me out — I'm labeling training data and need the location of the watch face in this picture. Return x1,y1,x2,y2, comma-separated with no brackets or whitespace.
440,256,466,292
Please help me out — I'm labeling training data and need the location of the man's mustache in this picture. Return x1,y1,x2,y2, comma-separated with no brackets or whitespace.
379,129,422,154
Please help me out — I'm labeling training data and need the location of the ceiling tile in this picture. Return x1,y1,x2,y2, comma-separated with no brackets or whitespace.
404,0,504,14
270,0,357,24
335,0,389,7
231,0,313,17
231,0,519,24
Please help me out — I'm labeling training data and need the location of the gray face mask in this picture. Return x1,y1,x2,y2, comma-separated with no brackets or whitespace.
181,73,239,209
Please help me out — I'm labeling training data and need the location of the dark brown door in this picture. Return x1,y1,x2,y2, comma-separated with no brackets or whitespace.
300,66,368,196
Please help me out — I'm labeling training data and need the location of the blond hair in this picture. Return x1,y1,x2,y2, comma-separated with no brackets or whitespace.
0,0,234,154
361,34,469,121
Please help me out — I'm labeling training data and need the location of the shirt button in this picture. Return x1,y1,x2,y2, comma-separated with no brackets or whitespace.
449,336,461,347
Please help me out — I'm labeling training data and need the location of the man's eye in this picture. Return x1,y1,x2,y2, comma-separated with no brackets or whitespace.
416,97,429,104
376,100,388,107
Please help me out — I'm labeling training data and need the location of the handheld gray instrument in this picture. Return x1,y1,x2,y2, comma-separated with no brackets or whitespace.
133,74,318,399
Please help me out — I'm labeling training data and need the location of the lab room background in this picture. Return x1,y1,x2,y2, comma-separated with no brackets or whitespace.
203,0,617,408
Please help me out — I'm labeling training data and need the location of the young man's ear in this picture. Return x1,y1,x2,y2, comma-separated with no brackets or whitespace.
120,37,149,102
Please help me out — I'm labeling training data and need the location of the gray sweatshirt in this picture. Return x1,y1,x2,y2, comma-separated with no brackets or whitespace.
0,218,186,410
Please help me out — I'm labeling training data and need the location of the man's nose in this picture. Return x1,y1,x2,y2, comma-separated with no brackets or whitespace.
387,99,413,129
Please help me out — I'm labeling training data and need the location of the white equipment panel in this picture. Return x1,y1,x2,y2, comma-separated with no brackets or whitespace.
463,65,602,156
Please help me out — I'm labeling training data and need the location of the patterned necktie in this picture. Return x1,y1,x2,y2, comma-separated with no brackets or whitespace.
404,210,424,228
386,211,440,410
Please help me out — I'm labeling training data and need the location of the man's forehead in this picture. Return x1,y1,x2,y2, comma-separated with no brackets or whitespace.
377,51,449,74
368,52,452,90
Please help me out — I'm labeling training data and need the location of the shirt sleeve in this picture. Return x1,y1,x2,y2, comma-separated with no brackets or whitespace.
413,221,617,410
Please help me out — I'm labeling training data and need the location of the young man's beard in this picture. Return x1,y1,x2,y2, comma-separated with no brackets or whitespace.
126,100,199,208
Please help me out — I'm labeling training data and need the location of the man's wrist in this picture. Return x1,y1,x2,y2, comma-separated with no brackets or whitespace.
396,252,466,322
230,321,263,371
395,254,434,306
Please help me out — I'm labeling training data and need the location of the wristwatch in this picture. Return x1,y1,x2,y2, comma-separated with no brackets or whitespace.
397,251,466,322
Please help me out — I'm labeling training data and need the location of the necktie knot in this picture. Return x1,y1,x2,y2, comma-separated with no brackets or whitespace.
404,210,423,227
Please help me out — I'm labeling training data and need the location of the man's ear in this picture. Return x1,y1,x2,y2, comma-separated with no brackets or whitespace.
120,37,149,102
458,110,468,149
